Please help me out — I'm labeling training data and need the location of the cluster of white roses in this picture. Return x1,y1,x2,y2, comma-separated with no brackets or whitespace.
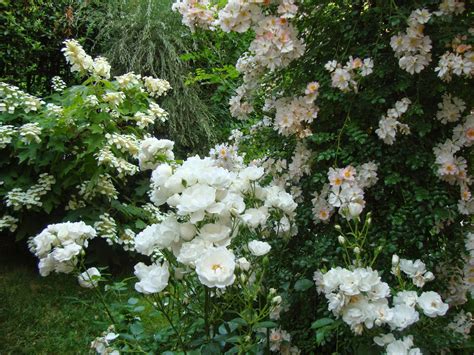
130,139,297,292
325,56,374,92
138,138,174,171
435,35,473,82
374,334,421,355
263,81,319,138
0,82,45,114
448,310,472,339
268,327,301,354
30,222,97,276
314,257,449,338
175,1,305,121
393,257,435,288
437,0,465,16
90,325,119,355
390,9,432,75
171,0,217,32
375,98,411,145
433,104,473,214
5,173,55,211
312,163,378,224
435,93,466,124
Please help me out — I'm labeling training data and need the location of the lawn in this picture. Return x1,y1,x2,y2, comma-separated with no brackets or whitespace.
0,251,105,354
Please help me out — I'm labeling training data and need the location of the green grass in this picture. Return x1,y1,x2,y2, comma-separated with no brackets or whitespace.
0,262,106,354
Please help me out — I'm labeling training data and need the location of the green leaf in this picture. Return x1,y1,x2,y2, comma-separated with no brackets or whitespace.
252,321,277,330
311,318,334,329
294,278,313,291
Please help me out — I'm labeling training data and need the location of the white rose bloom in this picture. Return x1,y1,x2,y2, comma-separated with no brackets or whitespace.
388,304,419,330
236,257,251,271
393,291,418,308
155,215,181,248
176,184,216,215
239,166,264,181
241,207,269,228
195,247,236,288
176,237,210,266
386,339,410,355
338,269,361,296
134,262,170,294
373,333,396,346
51,243,82,262
134,224,160,256
151,163,173,188
38,254,56,277
248,240,272,256
179,222,197,241
32,231,54,258
417,291,449,317
78,267,101,288
199,223,231,244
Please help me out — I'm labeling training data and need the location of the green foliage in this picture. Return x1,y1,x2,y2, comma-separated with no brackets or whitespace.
85,0,218,154
0,50,167,242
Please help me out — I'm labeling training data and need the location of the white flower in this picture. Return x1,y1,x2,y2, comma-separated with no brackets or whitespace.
417,291,449,317
248,240,271,256
177,237,210,267
388,304,419,330
241,207,269,228
236,257,251,271
374,333,396,346
78,267,101,288
92,57,111,79
393,291,418,308
195,247,236,288
199,223,231,244
134,262,170,294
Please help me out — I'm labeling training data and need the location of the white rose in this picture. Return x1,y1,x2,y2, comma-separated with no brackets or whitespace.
179,222,197,241
195,247,236,288
393,291,418,308
134,224,160,256
51,243,82,262
78,267,101,288
241,207,269,228
199,223,231,244
176,237,210,266
373,333,395,347
239,166,264,181
417,291,449,317
134,262,170,294
176,184,216,215
236,257,251,271
248,240,271,256
388,304,419,330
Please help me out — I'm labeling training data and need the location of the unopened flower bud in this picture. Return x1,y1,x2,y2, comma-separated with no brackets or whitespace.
269,287,277,295
335,224,342,231
272,295,282,304
338,235,345,244
392,254,400,266
354,247,360,254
